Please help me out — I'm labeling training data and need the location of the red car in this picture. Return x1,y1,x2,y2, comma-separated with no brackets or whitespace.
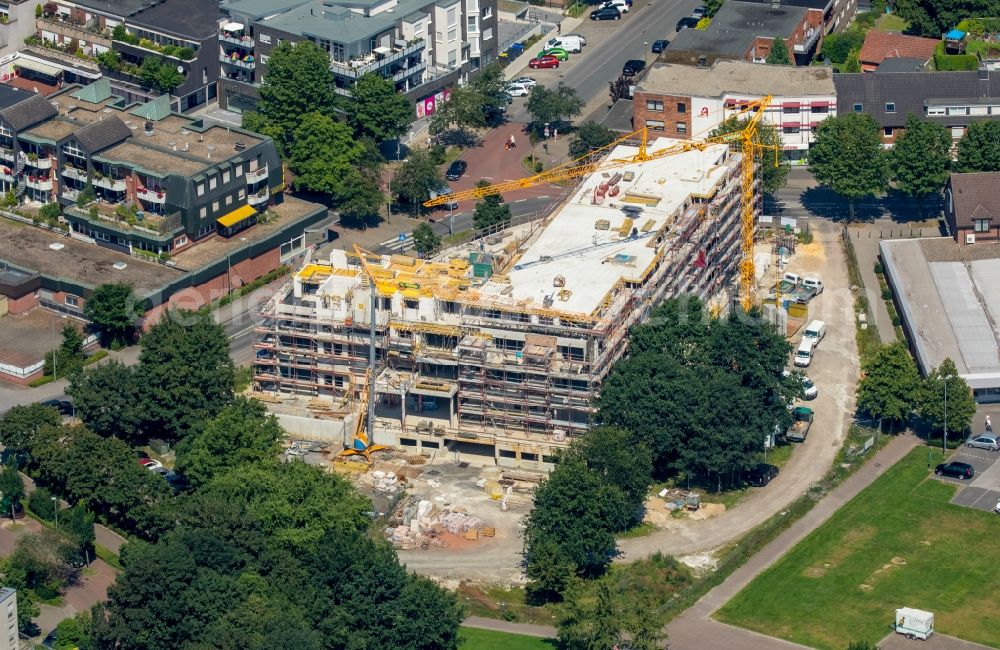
528,55,560,69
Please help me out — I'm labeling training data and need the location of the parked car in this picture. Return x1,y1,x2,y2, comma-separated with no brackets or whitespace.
803,276,824,294
507,82,531,97
651,39,669,53
676,16,698,30
601,0,630,13
564,33,587,45
622,59,646,76
446,160,467,181
536,47,569,61
803,320,826,346
935,461,974,479
40,399,73,415
966,433,1000,451
747,463,779,487
546,36,584,52
692,5,706,18
786,406,813,442
140,458,163,470
794,339,814,367
512,76,537,87
801,376,818,400
528,55,561,68
591,6,622,20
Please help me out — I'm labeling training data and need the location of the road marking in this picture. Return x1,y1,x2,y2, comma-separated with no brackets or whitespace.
514,199,527,203
538,195,550,199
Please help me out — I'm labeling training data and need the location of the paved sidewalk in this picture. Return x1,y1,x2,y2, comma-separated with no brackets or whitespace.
847,223,896,344
463,616,556,638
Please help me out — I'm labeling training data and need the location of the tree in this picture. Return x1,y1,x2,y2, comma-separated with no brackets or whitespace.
557,582,625,650
575,426,651,527
766,37,791,65
60,502,96,557
17,590,39,637
45,323,85,379
568,122,615,160
820,30,865,64
957,121,1000,173
53,612,92,650
390,148,443,215
136,311,235,441
28,487,56,520
176,397,284,488
84,283,141,346
411,223,441,257
0,403,60,455
710,116,789,195
891,115,952,197
893,0,994,38
248,40,337,154
347,73,412,143
338,169,386,228
429,84,487,137
856,341,920,425
288,112,368,198
917,358,976,440
526,83,584,134
468,63,512,127
0,465,25,512
843,48,862,73
67,361,144,442
154,65,184,93
524,537,576,604
472,180,511,231
5,528,79,594
809,113,888,220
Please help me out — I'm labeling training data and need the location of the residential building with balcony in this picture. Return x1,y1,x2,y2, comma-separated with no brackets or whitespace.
0,0,39,57
34,0,221,112
217,0,498,115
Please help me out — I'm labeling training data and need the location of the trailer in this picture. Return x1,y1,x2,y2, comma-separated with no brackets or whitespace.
893,607,934,640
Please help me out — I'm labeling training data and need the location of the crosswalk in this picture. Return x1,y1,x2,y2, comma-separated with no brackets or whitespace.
378,233,415,253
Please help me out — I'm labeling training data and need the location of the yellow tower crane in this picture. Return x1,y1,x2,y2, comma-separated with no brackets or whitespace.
425,96,778,311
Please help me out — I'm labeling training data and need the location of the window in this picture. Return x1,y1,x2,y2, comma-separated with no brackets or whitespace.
645,119,664,130
885,102,895,113
209,176,217,190
853,103,863,113
783,126,800,134
259,33,271,44
448,27,457,42
222,170,231,183
65,295,79,307
235,165,243,177
199,206,207,218
483,5,492,18
175,234,188,246
811,105,829,114
676,122,687,135
225,195,233,206
646,100,663,111
212,200,220,211
677,102,686,113
947,106,969,116
331,42,344,63
436,30,443,42
883,127,893,137
467,16,478,33
483,27,493,41
238,188,245,199
974,219,991,232
448,49,457,66
447,6,457,26
196,183,204,196
260,54,269,64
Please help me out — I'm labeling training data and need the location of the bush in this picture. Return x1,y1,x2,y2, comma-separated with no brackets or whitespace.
28,487,56,521
176,47,195,60
534,161,543,173
934,53,978,71
38,202,61,220
881,288,892,300
821,30,865,63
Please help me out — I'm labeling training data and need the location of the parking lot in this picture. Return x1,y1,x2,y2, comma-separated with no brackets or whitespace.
933,441,1000,512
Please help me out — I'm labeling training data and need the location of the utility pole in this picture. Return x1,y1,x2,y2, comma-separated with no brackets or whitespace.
943,380,948,454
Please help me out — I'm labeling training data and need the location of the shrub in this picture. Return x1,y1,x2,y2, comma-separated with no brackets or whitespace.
176,47,195,60
934,53,978,71
881,288,892,300
28,487,56,521
534,161,543,173
38,202,61,220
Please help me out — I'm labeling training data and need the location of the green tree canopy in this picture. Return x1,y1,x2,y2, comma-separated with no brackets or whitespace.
809,113,888,219
136,311,235,441
891,115,952,197
568,122,616,160
0,403,61,455
347,73,412,143
710,116,789,195
59,502,95,555
526,83,584,133
766,38,792,65
0,464,25,507
472,183,511,232
843,48,862,73
84,283,141,346
429,84,488,136
956,120,1000,173
856,341,920,424
390,148,443,214
176,397,284,488
820,30,865,64
468,62,512,126
338,168,386,228
917,358,976,439
893,0,995,37
288,112,369,198
411,222,441,257
68,361,144,442
45,323,85,379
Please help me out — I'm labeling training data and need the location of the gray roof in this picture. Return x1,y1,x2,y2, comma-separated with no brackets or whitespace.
222,0,313,21
666,0,808,59
0,95,57,131
834,71,1000,128
68,0,150,17
601,99,634,133
638,60,834,97
874,57,928,73
75,116,133,153
262,0,430,44
127,0,222,39
0,85,34,110
741,0,829,7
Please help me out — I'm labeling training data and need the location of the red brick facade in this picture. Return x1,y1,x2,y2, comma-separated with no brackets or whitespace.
5,292,38,315
632,92,693,139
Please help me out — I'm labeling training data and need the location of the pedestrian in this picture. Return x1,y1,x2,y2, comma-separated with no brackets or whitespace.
987,414,993,432
553,127,558,141
510,134,516,149
504,137,510,151
557,23,561,35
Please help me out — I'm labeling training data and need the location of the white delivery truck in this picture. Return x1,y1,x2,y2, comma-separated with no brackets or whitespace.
803,320,826,346
794,339,814,367
893,607,934,640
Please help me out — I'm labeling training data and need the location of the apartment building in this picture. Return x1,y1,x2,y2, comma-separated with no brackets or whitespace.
633,60,836,162
218,0,498,114
0,78,283,255
834,69,1000,145
0,1,38,57
252,139,751,467
34,0,220,111
0,588,15,650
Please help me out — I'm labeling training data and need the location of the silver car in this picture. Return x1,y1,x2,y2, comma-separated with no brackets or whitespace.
966,433,1000,451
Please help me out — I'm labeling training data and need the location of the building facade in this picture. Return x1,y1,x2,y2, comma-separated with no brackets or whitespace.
0,589,15,650
945,172,1000,246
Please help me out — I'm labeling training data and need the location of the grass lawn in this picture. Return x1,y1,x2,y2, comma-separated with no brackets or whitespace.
717,447,1000,649
875,13,909,32
459,627,556,649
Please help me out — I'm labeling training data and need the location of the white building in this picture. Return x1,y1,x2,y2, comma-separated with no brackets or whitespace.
0,588,17,650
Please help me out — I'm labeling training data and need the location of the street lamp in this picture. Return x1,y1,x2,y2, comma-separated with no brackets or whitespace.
51,496,58,526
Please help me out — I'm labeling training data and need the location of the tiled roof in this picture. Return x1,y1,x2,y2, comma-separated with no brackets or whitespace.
858,31,938,66
72,78,113,104
949,172,1000,228
75,117,133,153
0,95,57,131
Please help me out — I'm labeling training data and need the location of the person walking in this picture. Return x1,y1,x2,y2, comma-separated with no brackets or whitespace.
986,414,993,432
509,134,516,149
557,23,561,35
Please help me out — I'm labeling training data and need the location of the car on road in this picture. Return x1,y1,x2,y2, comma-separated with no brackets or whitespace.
622,59,646,76
966,433,1000,451
507,82,531,97
512,76,537,87
591,6,622,20
528,55,560,68
652,39,669,53
692,5,706,18
40,399,73,415
676,16,699,31
446,160,467,181
784,370,818,400
747,463,779,487
935,461,975,479
536,47,569,61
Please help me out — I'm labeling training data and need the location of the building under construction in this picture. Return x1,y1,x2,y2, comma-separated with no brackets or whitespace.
252,138,753,469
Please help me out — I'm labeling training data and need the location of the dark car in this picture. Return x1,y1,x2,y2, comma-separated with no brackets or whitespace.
446,160,467,181
622,59,646,76
935,461,975,479
40,399,73,415
747,463,779,487
590,6,622,20
651,39,669,53
676,16,699,31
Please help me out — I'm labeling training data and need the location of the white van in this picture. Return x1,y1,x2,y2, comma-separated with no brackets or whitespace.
783,272,801,285
803,320,826,346
546,36,583,53
803,276,823,294
794,339,814,367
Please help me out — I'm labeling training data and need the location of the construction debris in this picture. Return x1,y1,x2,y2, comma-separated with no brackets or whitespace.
384,497,491,551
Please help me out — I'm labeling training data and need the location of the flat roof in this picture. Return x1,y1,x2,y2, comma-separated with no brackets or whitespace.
262,0,430,43
667,0,807,58
476,138,733,315
638,60,835,98
222,0,313,21
124,0,221,39
0,216,181,295
880,238,1000,388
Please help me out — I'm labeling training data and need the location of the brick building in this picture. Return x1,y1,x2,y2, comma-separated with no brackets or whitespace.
945,172,1000,246
857,31,938,72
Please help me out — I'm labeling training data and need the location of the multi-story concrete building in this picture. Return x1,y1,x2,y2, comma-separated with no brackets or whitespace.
0,588,15,650
0,1,39,57
218,0,498,114
633,60,836,162
252,139,751,468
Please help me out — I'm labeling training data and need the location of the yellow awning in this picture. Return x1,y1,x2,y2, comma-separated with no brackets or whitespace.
216,204,256,228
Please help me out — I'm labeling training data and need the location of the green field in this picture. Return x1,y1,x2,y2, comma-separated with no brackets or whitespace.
459,627,556,649
717,448,1000,649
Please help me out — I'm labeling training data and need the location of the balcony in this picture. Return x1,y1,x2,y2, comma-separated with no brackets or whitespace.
0,168,12,182
330,40,424,79
248,190,268,206
245,165,268,184
793,27,821,54
62,166,86,181
137,186,166,203
61,188,80,202
0,148,13,162
220,53,255,70
393,61,426,82
26,176,53,191
26,156,53,170
94,176,126,191
220,33,254,48
36,17,112,49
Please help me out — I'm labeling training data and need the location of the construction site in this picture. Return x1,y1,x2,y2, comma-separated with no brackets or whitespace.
251,131,755,470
